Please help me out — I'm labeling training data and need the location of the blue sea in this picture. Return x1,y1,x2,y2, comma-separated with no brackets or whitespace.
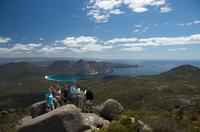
46,60,200,82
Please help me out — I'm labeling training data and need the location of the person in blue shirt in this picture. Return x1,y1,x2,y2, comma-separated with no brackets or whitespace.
45,86,55,112
70,85,77,95
69,82,81,107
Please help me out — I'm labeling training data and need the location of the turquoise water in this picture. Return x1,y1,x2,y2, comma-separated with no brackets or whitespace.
45,74,98,82
45,60,200,82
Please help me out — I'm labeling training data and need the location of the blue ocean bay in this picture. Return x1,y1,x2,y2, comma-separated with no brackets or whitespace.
46,60,200,82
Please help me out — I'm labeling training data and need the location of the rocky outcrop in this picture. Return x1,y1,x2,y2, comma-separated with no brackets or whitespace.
82,113,110,128
17,99,126,132
17,106,111,132
30,100,47,118
97,99,124,120
17,104,85,132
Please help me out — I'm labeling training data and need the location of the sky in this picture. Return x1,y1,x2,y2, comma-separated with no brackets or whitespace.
0,0,200,60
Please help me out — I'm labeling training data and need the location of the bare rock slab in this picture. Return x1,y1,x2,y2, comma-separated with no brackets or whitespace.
30,100,47,118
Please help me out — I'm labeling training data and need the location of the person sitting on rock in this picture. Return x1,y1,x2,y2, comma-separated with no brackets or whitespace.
45,86,55,112
85,88,94,113
62,84,70,104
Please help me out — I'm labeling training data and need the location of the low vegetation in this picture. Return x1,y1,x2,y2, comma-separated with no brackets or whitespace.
99,110,200,132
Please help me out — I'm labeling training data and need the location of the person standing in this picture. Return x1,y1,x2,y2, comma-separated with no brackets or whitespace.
85,88,94,113
62,84,70,104
74,83,81,107
45,86,55,112
55,85,62,106
69,82,77,105
79,87,87,112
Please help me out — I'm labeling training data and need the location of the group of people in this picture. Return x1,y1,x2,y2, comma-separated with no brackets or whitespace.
44,82,94,113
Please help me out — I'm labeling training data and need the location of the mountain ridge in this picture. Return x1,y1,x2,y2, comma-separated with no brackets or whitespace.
0,60,137,80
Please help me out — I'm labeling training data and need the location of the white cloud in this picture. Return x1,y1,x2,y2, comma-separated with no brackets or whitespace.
60,36,97,47
133,27,148,33
69,44,112,53
0,36,11,43
193,20,200,24
180,47,186,50
11,43,41,51
109,9,125,14
133,7,148,13
167,48,187,51
81,44,112,51
124,0,166,12
120,47,144,52
106,37,138,44
177,23,184,26
106,34,200,47
186,20,200,26
38,46,67,54
160,6,173,13
167,48,177,51
39,38,44,41
134,29,140,33
57,36,112,53
188,20,200,26
187,22,192,26
93,0,122,10
134,24,142,28
0,43,41,54
87,0,171,22
177,19,200,26
141,27,148,32
87,9,110,22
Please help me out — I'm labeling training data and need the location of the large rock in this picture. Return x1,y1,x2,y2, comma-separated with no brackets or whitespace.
98,99,124,120
82,113,110,128
17,104,86,132
30,100,47,118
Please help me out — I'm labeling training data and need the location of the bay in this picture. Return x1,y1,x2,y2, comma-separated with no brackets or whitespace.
46,60,200,82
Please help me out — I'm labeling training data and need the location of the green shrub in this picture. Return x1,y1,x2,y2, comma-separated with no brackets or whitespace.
106,123,136,132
